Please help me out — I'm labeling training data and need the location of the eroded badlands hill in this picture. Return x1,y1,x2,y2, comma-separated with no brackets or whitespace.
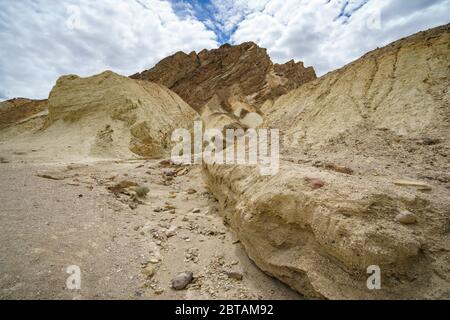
204,24,450,299
0,71,197,160
0,98,48,130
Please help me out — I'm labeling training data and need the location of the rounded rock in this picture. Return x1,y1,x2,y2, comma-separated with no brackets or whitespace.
171,271,193,290
135,186,150,198
395,211,418,225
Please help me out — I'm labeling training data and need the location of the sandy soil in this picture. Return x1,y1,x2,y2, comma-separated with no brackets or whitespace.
0,155,301,300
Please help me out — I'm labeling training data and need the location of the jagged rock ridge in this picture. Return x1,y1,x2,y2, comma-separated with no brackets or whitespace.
131,42,316,117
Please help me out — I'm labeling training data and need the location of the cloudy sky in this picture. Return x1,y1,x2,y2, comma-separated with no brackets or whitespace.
0,0,449,100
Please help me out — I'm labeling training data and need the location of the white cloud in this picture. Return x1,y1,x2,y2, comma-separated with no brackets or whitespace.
0,0,218,99
1,0,449,100
209,0,270,33
230,0,450,75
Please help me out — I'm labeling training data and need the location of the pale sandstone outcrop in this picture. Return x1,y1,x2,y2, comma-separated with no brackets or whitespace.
1,71,198,160
203,24,450,299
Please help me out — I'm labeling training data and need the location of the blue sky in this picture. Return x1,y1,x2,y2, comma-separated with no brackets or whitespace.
171,0,232,43
0,0,449,100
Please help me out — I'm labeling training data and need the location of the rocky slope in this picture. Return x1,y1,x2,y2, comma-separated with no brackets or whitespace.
131,42,316,128
0,98,48,130
1,23,449,300
203,24,450,299
0,71,197,160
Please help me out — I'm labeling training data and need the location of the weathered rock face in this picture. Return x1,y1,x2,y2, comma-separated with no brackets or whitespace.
1,71,198,160
0,98,48,130
203,24,450,299
131,42,316,117
46,71,198,158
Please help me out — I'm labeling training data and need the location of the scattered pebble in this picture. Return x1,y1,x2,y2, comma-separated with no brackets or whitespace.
135,186,150,198
223,269,244,281
148,258,160,264
164,225,178,238
185,248,199,263
154,288,164,295
187,189,197,194
129,203,138,210
324,163,354,175
421,138,441,146
395,211,418,225
171,271,193,290
304,177,325,189
142,264,156,278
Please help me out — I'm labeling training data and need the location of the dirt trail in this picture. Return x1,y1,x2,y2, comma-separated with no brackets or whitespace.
0,158,301,300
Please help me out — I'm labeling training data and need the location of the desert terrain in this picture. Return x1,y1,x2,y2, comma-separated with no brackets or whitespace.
0,23,449,300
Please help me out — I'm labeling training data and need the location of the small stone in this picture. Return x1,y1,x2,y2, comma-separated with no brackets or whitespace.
393,180,432,191
192,208,201,213
164,225,177,238
171,271,193,290
165,171,176,177
176,168,189,176
395,211,418,225
223,269,244,281
148,258,160,264
142,265,155,278
304,177,325,189
165,204,176,210
324,163,354,175
129,203,138,210
184,248,199,263
187,189,197,194
159,159,172,167
135,186,150,198
154,288,164,295
421,138,440,146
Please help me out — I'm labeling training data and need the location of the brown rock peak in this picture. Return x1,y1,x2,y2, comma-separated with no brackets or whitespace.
131,42,316,113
